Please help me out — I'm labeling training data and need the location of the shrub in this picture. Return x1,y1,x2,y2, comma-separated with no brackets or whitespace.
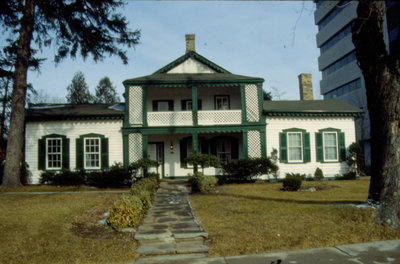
283,173,304,191
107,194,143,230
185,154,220,174
129,158,159,178
130,189,152,213
86,163,133,188
189,172,218,193
39,169,85,185
343,171,357,180
222,157,277,183
347,142,366,176
314,167,324,181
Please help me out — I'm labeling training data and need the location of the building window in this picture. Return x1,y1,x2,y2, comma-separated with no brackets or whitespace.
316,128,345,162
215,95,230,110
181,99,202,110
76,134,109,170
324,78,361,99
322,51,356,78
46,138,62,169
323,132,338,161
38,134,69,171
287,132,303,162
152,100,174,111
216,138,231,164
279,128,310,163
320,23,352,54
84,138,101,169
318,0,351,30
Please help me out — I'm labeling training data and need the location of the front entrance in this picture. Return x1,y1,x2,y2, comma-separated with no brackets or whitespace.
148,142,164,178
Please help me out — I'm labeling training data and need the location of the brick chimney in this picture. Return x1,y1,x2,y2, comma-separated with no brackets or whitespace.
185,34,195,53
298,73,313,100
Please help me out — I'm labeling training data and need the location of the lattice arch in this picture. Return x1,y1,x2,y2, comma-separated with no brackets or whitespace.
129,86,143,125
245,84,260,122
128,133,143,163
247,130,261,158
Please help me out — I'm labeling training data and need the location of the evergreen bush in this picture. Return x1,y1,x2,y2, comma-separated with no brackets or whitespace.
283,173,304,191
314,167,324,181
107,194,143,230
189,172,218,193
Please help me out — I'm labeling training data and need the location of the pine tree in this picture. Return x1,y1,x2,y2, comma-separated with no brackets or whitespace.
66,71,93,104
94,77,120,103
0,0,140,188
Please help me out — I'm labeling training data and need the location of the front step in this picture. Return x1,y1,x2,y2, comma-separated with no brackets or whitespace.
134,253,209,264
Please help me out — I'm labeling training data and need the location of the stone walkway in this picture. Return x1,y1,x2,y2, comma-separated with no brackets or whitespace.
134,181,209,264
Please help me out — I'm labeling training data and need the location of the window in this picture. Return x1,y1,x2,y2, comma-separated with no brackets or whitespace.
46,138,62,169
322,51,356,78
38,134,69,171
287,132,303,162
279,128,310,163
216,138,231,164
215,95,230,110
324,78,361,99
152,100,174,111
84,138,101,169
181,99,202,110
316,128,346,162
323,132,338,161
76,134,109,170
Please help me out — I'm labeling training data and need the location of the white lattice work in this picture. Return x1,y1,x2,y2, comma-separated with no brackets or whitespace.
245,84,260,122
198,110,241,125
147,111,193,126
128,133,142,163
247,130,261,158
129,86,143,125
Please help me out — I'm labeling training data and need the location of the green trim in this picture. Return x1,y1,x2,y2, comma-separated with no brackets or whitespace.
38,134,69,171
264,111,362,117
240,84,247,124
123,134,129,166
27,115,123,122
124,85,130,127
279,128,310,164
142,86,147,127
123,77,264,86
142,134,148,160
260,128,267,157
153,51,231,74
257,84,263,122
316,128,346,162
77,133,109,170
122,124,266,135
243,132,248,158
192,86,198,126
192,132,198,154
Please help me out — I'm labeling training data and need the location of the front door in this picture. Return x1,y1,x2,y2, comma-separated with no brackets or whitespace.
148,142,164,178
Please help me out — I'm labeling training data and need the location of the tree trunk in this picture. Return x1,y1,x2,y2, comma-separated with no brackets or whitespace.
352,0,400,228
0,72,11,161
1,0,35,189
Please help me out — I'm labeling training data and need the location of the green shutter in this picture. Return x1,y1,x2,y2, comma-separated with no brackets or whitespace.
279,132,287,163
303,132,311,163
180,138,187,168
316,132,323,162
76,138,83,170
101,138,109,169
62,138,69,169
338,132,346,161
38,139,46,170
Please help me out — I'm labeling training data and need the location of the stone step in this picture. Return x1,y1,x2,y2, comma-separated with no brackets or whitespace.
134,229,172,240
134,254,209,264
135,241,209,256
176,241,209,254
173,230,208,239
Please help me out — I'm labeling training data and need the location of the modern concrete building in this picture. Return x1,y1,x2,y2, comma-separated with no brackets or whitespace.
314,0,399,168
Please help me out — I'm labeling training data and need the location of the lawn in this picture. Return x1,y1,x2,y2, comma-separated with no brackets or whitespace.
0,191,139,264
190,178,400,257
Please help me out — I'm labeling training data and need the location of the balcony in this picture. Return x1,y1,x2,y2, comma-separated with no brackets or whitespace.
147,110,242,127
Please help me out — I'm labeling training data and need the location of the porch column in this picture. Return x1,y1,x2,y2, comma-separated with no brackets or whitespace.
142,134,148,159
242,131,248,158
192,85,198,126
142,85,148,127
192,132,198,172
240,84,247,124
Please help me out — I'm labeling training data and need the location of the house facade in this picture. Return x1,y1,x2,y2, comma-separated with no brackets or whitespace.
25,34,362,184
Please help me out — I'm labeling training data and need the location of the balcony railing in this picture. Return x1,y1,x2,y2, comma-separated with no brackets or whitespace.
147,111,193,126
147,110,242,127
198,110,242,125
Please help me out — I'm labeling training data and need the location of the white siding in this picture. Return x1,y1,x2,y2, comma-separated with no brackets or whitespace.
167,58,216,73
25,119,123,184
266,116,356,178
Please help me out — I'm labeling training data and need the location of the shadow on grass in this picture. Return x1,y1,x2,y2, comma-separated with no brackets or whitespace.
211,192,365,205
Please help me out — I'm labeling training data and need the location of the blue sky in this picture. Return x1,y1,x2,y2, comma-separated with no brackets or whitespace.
26,1,321,101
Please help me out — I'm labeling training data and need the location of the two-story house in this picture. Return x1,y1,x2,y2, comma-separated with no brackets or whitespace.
24,34,362,183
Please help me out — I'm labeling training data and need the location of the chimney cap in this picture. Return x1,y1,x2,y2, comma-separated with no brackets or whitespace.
185,34,195,53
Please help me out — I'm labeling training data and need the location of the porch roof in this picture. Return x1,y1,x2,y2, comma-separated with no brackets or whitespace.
25,103,124,121
122,73,264,86
263,100,363,117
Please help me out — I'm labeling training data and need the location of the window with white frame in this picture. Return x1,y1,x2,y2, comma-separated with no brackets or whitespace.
216,138,231,164
287,132,303,162
215,95,230,110
84,138,101,169
46,138,62,169
323,132,338,161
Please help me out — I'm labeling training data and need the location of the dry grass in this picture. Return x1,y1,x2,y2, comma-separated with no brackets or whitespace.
0,193,139,264
190,178,400,257
0,185,129,193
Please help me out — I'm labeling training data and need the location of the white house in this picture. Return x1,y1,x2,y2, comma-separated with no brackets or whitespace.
24,34,362,184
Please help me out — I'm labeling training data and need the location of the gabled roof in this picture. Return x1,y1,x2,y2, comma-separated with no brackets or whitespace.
26,103,124,121
263,100,363,117
123,73,264,86
154,51,230,74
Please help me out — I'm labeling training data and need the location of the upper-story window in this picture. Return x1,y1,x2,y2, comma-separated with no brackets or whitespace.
215,95,230,110
153,100,174,111
181,99,202,110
